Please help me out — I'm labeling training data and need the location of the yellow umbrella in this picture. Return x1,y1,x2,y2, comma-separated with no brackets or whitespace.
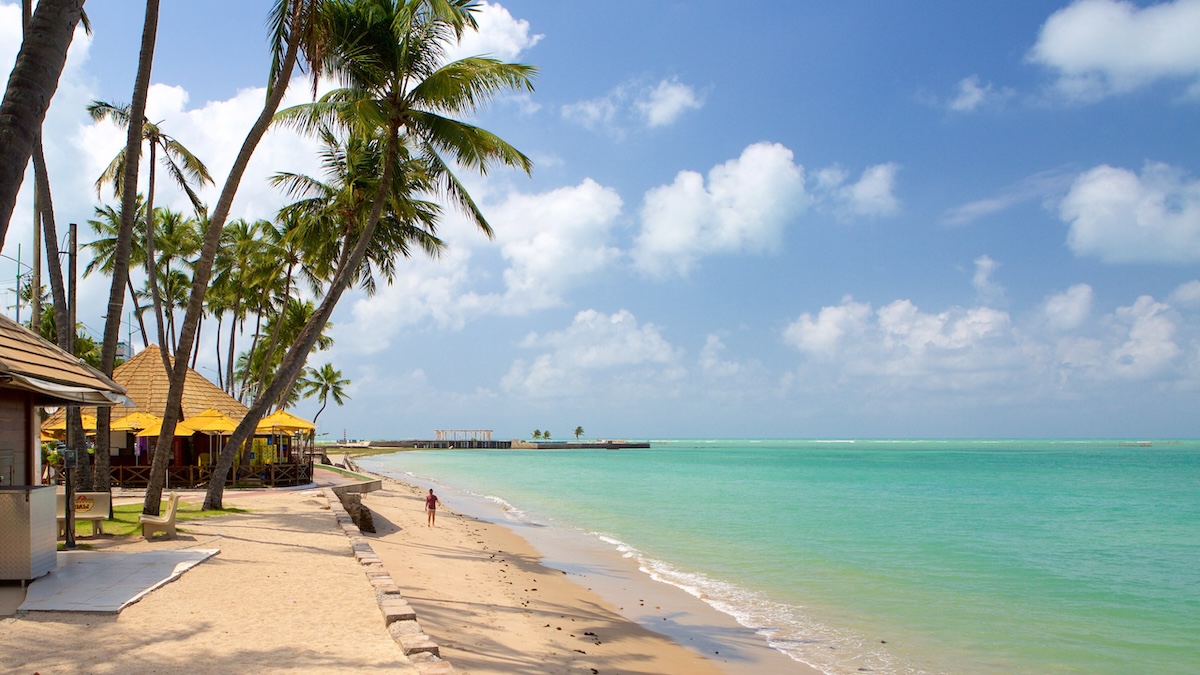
43,413,98,433
136,418,198,438
182,408,241,434
256,409,316,434
111,411,162,431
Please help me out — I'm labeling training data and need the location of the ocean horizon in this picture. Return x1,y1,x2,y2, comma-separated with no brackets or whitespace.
358,438,1200,674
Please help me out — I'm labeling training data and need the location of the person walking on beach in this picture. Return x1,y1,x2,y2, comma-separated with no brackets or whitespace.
425,489,440,527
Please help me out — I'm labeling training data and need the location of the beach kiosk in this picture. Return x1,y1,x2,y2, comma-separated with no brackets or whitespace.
0,314,130,582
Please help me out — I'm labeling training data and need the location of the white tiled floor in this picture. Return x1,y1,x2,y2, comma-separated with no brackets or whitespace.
19,549,218,613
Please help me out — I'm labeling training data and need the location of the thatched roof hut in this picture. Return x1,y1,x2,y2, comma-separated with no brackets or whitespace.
42,345,246,429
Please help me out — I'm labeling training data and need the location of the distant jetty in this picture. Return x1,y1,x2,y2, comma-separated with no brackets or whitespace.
326,438,650,450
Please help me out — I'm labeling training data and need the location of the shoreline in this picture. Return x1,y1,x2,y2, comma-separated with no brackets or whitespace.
355,465,815,674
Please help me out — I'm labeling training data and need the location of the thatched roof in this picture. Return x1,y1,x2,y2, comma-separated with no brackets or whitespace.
0,313,129,406
43,345,247,427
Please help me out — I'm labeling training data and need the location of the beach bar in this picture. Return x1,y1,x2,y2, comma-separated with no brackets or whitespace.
0,315,130,581
40,346,314,489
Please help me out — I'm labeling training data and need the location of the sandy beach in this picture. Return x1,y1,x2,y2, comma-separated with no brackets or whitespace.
0,469,811,674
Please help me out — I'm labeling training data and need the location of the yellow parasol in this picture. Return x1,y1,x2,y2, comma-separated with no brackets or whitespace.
181,408,241,434
136,417,199,438
255,409,316,434
42,413,98,433
111,411,163,432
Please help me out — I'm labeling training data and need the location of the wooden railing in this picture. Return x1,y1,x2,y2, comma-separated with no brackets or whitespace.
107,462,313,489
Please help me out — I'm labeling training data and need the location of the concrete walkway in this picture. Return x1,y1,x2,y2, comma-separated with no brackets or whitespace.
19,548,218,613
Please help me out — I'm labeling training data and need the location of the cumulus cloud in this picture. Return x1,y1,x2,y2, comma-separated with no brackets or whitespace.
1029,0,1200,101
947,75,1013,111
447,1,543,62
783,287,1190,395
480,178,624,313
1042,283,1094,331
972,255,1006,305
1060,162,1200,262
814,162,901,219
562,77,704,133
501,309,682,396
1170,279,1200,307
634,78,704,127
632,142,810,278
338,178,624,349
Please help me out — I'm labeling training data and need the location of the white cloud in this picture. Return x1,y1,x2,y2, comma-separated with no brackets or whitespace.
562,77,703,133
1060,162,1200,263
1042,283,1094,331
482,178,624,313
561,95,619,131
699,334,742,377
1108,295,1181,378
502,309,682,396
948,75,1013,111
1029,0,1200,101
782,298,872,358
942,168,1076,226
972,255,1006,305
634,78,704,127
815,162,901,219
337,178,623,350
632,142,809,278
447,1,544,63
1170,279,1200,307
783,288,1191,395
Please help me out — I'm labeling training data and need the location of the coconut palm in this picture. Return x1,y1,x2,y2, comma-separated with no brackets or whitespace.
83,199,153,349
297,363,350,426
574,426,584,440
0,0,85,241
146,0,331,515
89,102,211,371
202,0,535,510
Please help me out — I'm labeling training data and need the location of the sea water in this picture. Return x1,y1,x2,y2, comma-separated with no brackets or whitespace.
358,439,1200,674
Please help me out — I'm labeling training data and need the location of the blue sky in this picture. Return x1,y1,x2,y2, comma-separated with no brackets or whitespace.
2,0,1199,439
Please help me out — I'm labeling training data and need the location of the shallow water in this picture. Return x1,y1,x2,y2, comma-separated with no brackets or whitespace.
360,439,1200,674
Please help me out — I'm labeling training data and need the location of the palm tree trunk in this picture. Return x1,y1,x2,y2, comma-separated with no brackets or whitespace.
0,0,84,244
255,266,295,396
144,142,172,374
101,0,160,499
146,0,305,515
127,277,152,348
203,125,399,510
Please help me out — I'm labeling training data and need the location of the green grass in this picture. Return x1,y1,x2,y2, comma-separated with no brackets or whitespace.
64,499,248,538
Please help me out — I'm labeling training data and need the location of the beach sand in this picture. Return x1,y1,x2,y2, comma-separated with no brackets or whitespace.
360,476,814,674
0,473,813,673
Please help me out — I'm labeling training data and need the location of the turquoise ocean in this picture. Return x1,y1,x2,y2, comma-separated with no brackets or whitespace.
358,439,1200,674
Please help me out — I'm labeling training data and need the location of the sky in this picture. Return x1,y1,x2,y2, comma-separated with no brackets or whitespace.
2,0,1199,440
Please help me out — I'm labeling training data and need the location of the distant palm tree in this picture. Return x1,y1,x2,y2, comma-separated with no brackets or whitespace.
532,430,542,440
574,426,584,440
298,363,350,427
89,102,211,366
543,431,552,441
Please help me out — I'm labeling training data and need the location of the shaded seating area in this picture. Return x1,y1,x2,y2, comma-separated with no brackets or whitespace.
41,346,316,489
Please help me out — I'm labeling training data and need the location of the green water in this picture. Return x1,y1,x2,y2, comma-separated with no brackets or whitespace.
361,439,1200,674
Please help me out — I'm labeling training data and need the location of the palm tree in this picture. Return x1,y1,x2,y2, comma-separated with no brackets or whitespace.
84,199,152,349
0,0,85,241
298,363,350,426
201,0,534,510
574,426,584,440
532,430,542,440
146,0,330,515
89,102,211,372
